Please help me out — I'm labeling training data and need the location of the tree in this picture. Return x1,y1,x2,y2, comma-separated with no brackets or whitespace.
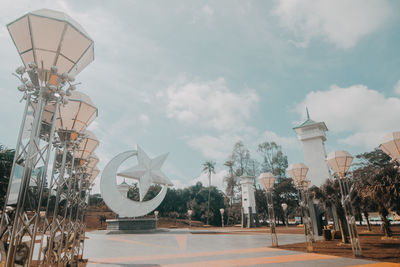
223,160,236,208
202,161,216,225
352,148,400,237
0,145,15,208
232,141,251,176
257,142,288,181
311,179,350,243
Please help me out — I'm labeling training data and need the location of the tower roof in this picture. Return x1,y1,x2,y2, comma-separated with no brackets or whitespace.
293,108,328,130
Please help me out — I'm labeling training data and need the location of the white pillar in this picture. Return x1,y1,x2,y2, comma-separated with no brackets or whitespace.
293,112,331,186
240,175,257,227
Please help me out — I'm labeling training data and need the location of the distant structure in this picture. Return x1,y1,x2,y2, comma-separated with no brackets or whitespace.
240,174,258,228
117,179,130,197
293,108,331,186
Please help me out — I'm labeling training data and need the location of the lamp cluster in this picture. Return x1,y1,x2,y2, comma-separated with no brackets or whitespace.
0,9,98,267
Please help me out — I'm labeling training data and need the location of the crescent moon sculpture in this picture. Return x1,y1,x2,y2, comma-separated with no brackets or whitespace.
100,148,172,218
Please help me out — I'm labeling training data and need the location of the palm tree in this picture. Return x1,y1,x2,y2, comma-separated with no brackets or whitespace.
202,161,216,225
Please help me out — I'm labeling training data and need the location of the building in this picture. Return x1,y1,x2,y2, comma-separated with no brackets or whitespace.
293,109,331,186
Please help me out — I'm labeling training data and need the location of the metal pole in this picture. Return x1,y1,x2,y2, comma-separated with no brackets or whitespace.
266,190,278,247
300,188,314,252
338,176,362,257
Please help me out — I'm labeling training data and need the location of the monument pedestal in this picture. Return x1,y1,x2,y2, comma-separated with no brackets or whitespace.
106,218,156,232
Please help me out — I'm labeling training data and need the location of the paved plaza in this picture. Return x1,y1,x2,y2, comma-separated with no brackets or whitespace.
83,229,390,267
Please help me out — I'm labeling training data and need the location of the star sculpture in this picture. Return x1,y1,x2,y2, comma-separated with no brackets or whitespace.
117,146,173,201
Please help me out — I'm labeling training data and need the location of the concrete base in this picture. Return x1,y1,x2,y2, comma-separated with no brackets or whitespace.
106,218,156,231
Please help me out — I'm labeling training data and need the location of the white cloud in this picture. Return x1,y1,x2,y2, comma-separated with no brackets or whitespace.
296,84,400,148
139,114,150,125
393,80,400,95
187,134,243,161
273,0,391,49
258,130,298,150
192,170,228,191
165,77,259,132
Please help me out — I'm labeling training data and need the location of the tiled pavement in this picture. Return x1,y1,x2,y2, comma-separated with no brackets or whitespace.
84,229,399,267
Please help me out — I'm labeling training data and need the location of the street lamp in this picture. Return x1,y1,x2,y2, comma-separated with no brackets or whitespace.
281,203,288,228
380,132,400,160
154,210,159,228
326,150,362,257
220,208,225,227
258,172,278,247
187,209,193,228
42,96,97,265
287,163,314,252
1,9,94,266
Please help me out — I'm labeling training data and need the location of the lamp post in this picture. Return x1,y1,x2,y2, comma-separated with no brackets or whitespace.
37,91,97,264
220,208,225,227
0,9,94,266
287,163,314,252
258,172,278,247
380,132,400,160
187,210,193,228
154,210,159,228
75,164,99,261
326,150,362,257
281,203,288,228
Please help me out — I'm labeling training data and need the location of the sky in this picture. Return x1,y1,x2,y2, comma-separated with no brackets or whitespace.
0,0,400,193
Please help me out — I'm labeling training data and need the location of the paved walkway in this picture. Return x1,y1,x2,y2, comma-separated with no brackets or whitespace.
84,229,395,267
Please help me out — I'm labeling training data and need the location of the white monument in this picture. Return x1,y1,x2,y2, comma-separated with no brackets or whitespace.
117,179,130,197
240,174,257,228
100,145,173,231
293,109,331,186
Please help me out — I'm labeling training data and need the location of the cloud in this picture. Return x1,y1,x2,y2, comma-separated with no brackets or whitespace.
258,130,298,150
296,84,400,148
187,134,243,161
139,114,150,125
192,170,228,191
165,77,259,132
393,80,400,95
273,0,391,49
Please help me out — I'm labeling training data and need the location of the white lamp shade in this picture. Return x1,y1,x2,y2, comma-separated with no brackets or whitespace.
74,130,99,160
302,180,311,190
258,172,275,190
281,203,288,210
42,91,97,133
380,132,400,160
88,167,99,184
87,153,99,171
219,208,225,214
187,210,193,216
8,9,94,76
287,163,309,187
326,150,353,176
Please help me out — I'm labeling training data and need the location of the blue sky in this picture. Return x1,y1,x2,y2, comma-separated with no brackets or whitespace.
1,1,400,192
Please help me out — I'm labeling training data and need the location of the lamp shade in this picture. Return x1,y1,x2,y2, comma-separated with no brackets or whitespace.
42,91,98,134
380,132,400,160
302,180,311,190
86,153,99,172
281,203,288,211
219,208,225,214
88,167,99,184
187,210,193,216
287,163,309,187
258,172,275,191
8,9,94,77
74,130,99,160
326,150,353,177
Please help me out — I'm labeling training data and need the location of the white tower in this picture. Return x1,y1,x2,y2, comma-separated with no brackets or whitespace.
240,175,257,227
117,179,130,198
293,109,331,186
